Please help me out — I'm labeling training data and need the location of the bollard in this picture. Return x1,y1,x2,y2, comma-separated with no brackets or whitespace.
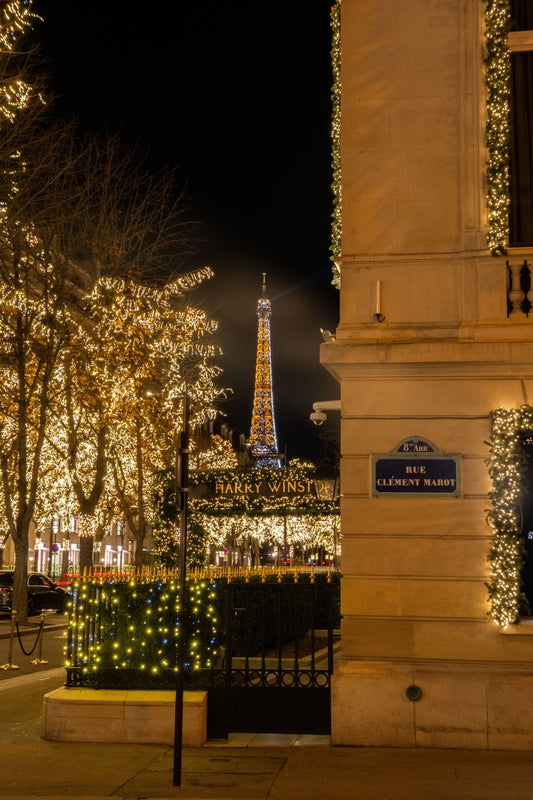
31,610,48,665
0,610,19,670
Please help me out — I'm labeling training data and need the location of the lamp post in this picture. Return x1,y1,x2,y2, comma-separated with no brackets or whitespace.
332,476,339,569
313,476,340,568
173,395,190,787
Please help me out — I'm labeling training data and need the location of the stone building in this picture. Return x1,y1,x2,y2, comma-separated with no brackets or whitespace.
321,0,533,748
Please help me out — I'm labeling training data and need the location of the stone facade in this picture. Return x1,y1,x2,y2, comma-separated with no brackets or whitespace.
322,0,533,748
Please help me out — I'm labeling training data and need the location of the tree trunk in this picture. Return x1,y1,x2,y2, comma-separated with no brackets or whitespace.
12,539,29,623
79,535,94,573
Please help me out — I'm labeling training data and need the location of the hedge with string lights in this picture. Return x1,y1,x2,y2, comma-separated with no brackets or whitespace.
486,407,533,627
65,574,218,688
64,571,341,687
214,571,341,656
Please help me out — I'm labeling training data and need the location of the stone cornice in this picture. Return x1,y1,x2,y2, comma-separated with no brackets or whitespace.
321,339,533,379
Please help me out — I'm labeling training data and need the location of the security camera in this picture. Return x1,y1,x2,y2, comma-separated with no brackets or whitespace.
310,410,327,426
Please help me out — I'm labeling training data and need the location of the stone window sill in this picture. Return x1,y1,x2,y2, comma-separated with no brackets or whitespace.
501,619,533,635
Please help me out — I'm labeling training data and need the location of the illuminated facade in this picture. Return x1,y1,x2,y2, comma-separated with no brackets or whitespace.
249,274,281,467
322,0,533,750
1,516,134,578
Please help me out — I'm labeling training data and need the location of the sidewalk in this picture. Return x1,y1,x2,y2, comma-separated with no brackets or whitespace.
0,611,67,678
1,663,532,800
0,611,67,638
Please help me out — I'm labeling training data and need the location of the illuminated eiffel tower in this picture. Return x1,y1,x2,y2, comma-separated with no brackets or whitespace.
249,274,282,467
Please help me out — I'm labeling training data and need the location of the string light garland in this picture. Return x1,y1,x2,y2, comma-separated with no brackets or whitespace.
65,571,340,687
329,1,512,258
0,0,41,124
330,2,341,288
486,406,533,627
78,514,96,538
65,574,218,685
484,0,511,254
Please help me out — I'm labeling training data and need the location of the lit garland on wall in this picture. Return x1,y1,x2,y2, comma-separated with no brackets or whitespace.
486,406,533,626
484,0,511,254
191,493,339,517
65,575,218,684
328,1,513,256
330,2,341,288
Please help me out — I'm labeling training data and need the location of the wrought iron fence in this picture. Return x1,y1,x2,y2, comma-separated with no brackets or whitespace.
64,568,340,691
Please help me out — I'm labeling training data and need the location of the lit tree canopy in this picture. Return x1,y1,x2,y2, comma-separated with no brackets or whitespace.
0,0,66,618
0,1,226,607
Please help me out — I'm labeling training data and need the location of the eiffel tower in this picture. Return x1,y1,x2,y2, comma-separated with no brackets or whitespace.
249,274,282,467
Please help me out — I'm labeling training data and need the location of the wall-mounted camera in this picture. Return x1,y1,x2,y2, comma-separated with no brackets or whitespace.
310,410,328,426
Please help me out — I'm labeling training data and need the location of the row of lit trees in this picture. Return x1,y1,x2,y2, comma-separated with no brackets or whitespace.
0,2,226,620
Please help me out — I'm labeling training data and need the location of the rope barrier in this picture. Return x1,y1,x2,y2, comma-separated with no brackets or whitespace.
1,608,49,668
15,613,45,657
30,610,48,665
0,610,19,670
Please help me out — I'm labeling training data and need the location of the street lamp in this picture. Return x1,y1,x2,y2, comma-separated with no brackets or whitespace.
173,395,190,787
314,476,340,569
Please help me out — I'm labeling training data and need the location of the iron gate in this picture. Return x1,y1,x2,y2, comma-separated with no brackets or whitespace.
185,576,339,738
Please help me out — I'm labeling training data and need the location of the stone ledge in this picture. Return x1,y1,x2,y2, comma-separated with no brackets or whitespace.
42,688,207,746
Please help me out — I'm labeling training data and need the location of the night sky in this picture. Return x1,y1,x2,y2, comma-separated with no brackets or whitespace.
33,1,340,461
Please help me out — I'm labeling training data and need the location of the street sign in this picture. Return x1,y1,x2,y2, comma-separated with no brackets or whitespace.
372,437,460,497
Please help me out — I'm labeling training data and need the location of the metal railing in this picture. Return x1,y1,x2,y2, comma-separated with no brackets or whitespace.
67,564,334,584
508,258,533,316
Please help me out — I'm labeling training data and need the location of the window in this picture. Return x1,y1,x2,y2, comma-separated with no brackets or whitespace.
518,432,533,613
28,574,49,586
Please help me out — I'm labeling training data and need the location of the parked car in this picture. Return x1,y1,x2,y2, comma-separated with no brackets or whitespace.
0,571,69,615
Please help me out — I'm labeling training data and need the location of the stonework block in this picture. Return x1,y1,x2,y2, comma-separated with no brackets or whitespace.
342,534,490,579
342,417,490,459
487,676,533,749
332,660,533,750
331,660,416,747
411,672,488,749
42,688,207,747
341,378,525,418
340,576,487,619
340,496,489,537
340,617,533,663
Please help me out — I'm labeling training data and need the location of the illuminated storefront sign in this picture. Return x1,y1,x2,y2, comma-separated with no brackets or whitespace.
214,479,316,497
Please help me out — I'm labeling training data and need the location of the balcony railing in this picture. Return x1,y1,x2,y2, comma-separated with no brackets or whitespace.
508,259,532,316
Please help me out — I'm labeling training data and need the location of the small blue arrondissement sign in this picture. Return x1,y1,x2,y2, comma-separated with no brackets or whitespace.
372,437,460,497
